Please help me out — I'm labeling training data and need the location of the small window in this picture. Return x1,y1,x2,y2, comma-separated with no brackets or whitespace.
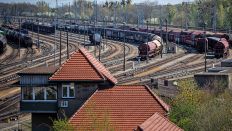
34,87,45,100
46,87,57,100
22,88,33,100
62,83,75,98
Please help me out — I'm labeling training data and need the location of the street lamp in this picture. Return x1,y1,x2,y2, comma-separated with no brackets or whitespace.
123,22,126,71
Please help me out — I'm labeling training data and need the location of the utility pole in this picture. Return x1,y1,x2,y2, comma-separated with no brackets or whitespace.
84,21,86,45
54,0,58,66
146,21,149,63
67,30,69,59
160,18,163,57
204,23,207,72
59,30,62,66
182,2,189,31
103,18,106,51
212,0,217,33
159,5,162,29
165,18,168,51
123,22,126,71
18,17,21,58
37,18,40,50
66,2,70,59
98,37,101,61
114,2,117,28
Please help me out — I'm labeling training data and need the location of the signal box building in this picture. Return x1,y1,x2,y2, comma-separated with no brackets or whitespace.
18,47,182,131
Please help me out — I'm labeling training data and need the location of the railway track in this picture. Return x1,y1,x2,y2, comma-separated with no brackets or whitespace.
1,23,223,121
0,44,19,66
119,56,222,85
0,94,20,121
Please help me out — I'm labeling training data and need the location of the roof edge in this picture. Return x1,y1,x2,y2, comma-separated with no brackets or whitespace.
79,47,117,84
144,85,170,112
138,112,183,131
78,47,106,80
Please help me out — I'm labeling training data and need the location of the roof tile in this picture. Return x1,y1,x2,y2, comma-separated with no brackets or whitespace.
138,112,183,131
69,85,169,131
49,47,117,84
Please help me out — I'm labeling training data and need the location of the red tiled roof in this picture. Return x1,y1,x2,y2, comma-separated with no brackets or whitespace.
138,112,183,131
49,47,117,84
69,85,169,131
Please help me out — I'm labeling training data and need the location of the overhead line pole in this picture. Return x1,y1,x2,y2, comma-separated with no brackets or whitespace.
123,22,126,71
18,16,21,58
146,20,149,63
54,0,58,66
66,2,70,59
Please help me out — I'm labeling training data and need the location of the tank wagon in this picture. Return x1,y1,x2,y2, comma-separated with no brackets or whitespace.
0,27,33,48
89,32,102,46
0,31,7,54
138,35,163,59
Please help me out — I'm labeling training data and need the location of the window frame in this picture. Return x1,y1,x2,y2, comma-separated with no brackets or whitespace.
62,83,75,99
21,86,57,102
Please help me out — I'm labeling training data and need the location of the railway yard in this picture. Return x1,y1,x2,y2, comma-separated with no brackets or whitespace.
0,18,231,130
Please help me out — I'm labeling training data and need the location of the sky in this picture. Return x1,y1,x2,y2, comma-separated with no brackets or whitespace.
0,0,194,6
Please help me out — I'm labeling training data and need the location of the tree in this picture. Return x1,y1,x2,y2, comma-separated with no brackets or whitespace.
170,78,232,130
36,1,50,16
190,90,232,131
52,118,74,131
166,4,177,25
169,78,210,130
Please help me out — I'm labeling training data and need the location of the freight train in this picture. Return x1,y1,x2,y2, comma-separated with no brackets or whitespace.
0,31,7,54
0,26,33,48
19,21,230,58
21,21,55,34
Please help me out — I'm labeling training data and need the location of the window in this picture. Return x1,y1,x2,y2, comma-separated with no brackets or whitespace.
46,87,57,100
22,88,33,100
22,86,57,101
34,87,45,100
62,83,75,98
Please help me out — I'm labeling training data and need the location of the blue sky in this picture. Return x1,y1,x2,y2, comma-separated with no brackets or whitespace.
0,0,194,6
